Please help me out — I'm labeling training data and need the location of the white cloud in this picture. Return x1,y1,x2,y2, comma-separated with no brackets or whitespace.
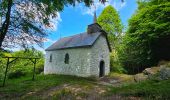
44,38,56,44
79,0,126,16
120,1,126,8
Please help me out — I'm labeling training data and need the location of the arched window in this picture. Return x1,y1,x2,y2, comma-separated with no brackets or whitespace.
49,54,52,62
65,53,69,64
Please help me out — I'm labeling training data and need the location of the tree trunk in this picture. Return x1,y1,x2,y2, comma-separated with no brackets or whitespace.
0,0,13,48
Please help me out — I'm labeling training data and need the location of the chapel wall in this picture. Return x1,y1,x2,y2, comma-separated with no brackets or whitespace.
44,47,91,77
90,35,110,77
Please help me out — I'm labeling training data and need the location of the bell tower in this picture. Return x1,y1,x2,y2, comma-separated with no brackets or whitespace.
93,6,97,23
87,6,102,34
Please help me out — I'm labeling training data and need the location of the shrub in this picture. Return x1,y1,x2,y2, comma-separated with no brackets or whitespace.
35,65,44,74
35,58,44,74
110,51,126,73
8,70,26,79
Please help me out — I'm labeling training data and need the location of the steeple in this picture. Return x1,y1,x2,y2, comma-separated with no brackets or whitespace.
93,10,97,23
93,5,97,23
87,4,102,34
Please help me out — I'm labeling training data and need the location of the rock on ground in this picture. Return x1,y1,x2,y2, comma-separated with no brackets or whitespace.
160,65,170,80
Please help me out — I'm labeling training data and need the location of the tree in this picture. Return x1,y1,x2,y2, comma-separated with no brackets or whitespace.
97,5,124,73
0,0,109,49
118,0,170,74
97,5,123,48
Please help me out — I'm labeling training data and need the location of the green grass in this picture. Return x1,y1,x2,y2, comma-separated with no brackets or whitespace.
0,74,97,99
108,79,170,100
0,74,170,99
109,72,134,83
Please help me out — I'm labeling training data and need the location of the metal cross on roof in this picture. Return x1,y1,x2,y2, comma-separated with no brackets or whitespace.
93,5,97,23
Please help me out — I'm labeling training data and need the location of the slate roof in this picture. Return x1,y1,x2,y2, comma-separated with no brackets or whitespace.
46,22,112,52
45,32,102,51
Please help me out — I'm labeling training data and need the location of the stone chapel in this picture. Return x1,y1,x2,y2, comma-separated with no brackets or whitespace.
44,14,111,77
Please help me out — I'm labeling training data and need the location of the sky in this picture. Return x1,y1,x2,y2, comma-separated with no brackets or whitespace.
35,0,138,53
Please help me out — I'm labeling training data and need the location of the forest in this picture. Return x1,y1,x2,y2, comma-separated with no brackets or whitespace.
98,0,170,74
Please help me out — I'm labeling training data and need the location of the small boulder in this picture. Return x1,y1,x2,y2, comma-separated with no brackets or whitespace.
143,68,154,75
143,67,160,79
160,65,170,80
134,73,148,82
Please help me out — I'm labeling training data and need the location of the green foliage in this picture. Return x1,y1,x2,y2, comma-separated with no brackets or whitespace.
0,50,12,80
97,5,125,73
8,70,26,79
0,49,44,80
97,5,123,48
118,0,170,74
110,51,126,73
10,49,44,75
35,59,44,74
0,0,107,48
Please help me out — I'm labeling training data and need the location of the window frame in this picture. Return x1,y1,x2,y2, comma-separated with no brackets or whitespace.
64,53,69,64
49,54,52,62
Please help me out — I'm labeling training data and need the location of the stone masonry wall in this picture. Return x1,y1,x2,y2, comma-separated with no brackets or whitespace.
44,47,91,77
90,35,110,77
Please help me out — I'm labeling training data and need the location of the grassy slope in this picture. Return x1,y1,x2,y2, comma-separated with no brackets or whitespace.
0,74,170,99
0,74,97,99
109,79,170,99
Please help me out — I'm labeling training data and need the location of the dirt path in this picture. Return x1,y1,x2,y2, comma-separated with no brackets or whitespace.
21,84,71,99
0,76,139,100
20,82,123,100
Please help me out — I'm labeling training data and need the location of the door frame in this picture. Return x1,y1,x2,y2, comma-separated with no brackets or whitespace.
99,60,105,77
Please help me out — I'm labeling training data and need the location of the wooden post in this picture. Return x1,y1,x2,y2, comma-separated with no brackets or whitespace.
1,57,39,85
32,59,36,81
2,58,9,87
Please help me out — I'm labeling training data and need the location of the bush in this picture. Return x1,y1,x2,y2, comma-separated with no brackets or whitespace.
35,58,44,74
8,70,26,79
36,65,44,74
110,51,126,73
